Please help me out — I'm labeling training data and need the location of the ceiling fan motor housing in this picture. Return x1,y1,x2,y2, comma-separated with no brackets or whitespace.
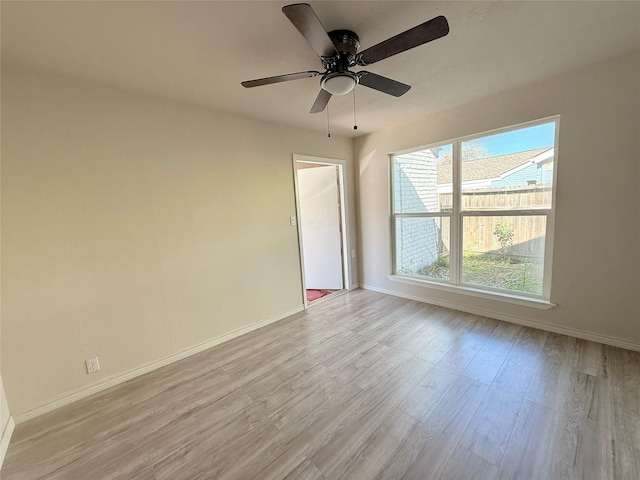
328,30,360,54
325,30,360,71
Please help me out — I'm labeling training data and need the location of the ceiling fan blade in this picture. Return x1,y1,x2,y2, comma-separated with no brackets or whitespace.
241,71,320,88
357,15,449,66
357,72,411,97
310,88,332,113
282,3,338,58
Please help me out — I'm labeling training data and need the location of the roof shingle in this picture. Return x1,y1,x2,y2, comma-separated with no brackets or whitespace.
437,148,551,184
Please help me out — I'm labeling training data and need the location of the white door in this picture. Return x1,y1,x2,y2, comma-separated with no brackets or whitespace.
298,165,344,290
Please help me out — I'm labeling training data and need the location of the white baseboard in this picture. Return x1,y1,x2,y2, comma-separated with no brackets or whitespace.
361,284,640,352
14,305,304,424
0,416,15,468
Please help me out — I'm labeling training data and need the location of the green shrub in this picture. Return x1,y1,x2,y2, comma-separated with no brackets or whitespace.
493,222,515,259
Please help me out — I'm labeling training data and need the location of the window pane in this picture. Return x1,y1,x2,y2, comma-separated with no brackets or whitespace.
461,122,555,210
462,215,546,295
394,144,452,213
395,216,450,279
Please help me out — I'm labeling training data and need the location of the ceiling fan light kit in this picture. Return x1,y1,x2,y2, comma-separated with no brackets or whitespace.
241,2,449,122
321,72,357,95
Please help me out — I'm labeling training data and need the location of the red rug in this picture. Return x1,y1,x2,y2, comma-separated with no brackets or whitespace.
307,289,333,302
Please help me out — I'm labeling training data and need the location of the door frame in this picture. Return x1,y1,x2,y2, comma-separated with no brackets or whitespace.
293,154,351,309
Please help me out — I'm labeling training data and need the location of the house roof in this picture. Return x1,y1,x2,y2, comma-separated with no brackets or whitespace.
437,148,551,184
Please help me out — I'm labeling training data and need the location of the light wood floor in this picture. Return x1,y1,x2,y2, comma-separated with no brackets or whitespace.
3,290,639,479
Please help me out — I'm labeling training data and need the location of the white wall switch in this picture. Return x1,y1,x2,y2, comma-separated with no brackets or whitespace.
290,216,297,226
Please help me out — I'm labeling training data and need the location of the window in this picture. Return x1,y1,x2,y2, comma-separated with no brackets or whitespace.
391,118,558,301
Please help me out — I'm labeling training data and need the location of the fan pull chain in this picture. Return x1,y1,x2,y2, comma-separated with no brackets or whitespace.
353,87,358,130
326,104,331,138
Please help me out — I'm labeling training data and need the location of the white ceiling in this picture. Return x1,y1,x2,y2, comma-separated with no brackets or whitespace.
2,1,639,137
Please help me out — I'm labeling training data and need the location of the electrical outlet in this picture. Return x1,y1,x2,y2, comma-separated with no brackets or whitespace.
85,357,100,374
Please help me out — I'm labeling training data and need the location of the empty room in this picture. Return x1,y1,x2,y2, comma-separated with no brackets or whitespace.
1,1,639,479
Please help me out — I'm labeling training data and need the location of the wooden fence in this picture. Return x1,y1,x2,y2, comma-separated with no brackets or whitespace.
439,186,551,259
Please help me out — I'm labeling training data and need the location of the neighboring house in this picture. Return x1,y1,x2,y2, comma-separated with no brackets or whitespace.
437,147,555,193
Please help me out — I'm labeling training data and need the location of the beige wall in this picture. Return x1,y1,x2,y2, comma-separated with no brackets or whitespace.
1,68,355,416
0,40,12,463
355,51,640,345
1,70,11,461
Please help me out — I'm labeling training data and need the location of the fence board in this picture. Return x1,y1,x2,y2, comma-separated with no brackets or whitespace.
439,186,550,259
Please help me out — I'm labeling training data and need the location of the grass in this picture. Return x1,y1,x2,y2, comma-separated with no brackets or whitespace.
418,253,543,295
419,255,450,280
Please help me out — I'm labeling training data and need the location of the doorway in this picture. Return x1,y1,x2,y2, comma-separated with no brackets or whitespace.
294,155,350,306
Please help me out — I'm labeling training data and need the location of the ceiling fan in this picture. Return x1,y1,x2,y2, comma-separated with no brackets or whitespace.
241,3,449,114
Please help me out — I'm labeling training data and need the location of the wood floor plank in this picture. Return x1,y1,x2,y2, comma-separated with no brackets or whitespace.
269,377,363,436
458,327,545,465
435,315,499,375
437,445,499,480
354,345,417,390
335,407,419,480
551,371,614,480
462,321,521,384
526,332,579,409
576,338,607,377
2,289,638,480
309,356,433,479
374,419,435,480
399,375,489,480
378,303,444,352
139,390,255,464
283,458,327,480
151,414,280,480
498,399,560,480
257,454,310,480
398,364,459,422
606,346,640,480
415,312,479,365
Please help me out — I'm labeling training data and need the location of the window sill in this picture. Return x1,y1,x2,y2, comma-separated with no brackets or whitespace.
387,275,556,310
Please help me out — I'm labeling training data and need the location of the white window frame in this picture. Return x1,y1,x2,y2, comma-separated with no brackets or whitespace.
389,116,559,309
